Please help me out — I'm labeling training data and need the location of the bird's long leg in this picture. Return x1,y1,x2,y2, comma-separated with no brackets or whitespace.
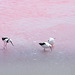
50,47,52,52
4,42,7,50
44,48,45,52
51,44,54,49
3,42,6,49
5,43,7,49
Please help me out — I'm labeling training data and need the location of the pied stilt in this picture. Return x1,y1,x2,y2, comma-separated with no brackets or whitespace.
39,42,52,51
2,37,14,49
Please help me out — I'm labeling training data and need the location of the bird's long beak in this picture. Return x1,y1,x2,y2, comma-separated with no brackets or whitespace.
10,41,14,46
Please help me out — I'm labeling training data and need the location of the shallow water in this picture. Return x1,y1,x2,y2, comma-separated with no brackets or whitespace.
0,0,75,75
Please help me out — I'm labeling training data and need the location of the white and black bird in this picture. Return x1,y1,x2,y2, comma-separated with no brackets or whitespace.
2,37,14,49
39,42,52,51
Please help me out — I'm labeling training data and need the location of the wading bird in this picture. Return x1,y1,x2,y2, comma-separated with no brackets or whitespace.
2,37,14,49
39,42,52,51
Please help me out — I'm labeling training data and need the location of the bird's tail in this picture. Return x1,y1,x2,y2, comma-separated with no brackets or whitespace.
39,43,45,45
39,43,41,45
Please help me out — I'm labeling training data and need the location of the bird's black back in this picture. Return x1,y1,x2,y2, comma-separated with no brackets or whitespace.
39,43,45,45
2,37,8,41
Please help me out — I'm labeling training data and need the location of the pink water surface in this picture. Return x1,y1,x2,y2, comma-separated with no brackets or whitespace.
0,0,75,75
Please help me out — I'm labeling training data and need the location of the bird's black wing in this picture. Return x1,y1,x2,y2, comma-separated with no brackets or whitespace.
39,43,45,45
2,37,8,41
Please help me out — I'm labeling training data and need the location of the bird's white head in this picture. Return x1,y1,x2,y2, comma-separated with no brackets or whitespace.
48,37,55,45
